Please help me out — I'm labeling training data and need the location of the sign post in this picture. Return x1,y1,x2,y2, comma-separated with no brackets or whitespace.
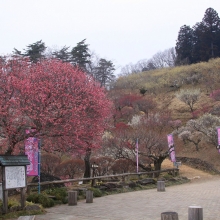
0,155,30,214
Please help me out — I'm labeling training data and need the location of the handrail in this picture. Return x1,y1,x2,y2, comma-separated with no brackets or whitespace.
27,168,179,186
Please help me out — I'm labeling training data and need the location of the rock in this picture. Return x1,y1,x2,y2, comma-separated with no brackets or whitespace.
31,173,65,190
136,178,156,185
100,182,123,190
98,186,108,190
168,178,177,182
128,181,137,188
9,205,21,212
25,204,41,211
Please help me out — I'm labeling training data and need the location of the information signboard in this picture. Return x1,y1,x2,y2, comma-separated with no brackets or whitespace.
5,166,26,189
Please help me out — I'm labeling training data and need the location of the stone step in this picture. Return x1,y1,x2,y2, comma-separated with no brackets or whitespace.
17,215,35,220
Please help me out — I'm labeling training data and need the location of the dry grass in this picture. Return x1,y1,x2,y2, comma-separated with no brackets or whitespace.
162,159,215,182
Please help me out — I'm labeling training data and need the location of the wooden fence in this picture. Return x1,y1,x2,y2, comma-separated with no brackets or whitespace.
27,168,179,191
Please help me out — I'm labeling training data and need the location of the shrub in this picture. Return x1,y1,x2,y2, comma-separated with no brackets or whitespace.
55,159,84,179
26,193,39,203
111,159,136,174
38,194,54,208
46,188,68,204
27,193,55,208
88,188,102,197
8,199,20,209
41,153,61,175
210,89,220,101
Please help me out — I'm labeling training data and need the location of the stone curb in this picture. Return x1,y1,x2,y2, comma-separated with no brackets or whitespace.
17,215,35,220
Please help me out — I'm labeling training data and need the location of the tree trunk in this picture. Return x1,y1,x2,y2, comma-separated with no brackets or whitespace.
83,148,91,182
5,149,13,155
153,156,166,177
5,140,15,155
154,161,161,172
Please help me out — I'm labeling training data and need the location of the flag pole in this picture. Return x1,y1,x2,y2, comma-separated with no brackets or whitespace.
38,139,41,194
136,138,139,173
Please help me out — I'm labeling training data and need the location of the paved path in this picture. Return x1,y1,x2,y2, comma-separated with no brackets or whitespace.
35,176,220,220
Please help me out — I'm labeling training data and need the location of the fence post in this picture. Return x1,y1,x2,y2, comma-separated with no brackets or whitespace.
122,175,127,183
91,178,96,187
188,206,203,220
161,212,178,220
86,190,93,203
157,181,165,192
68,191,77,206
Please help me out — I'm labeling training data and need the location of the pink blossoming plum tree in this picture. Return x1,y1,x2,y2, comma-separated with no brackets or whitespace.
0,57,112,157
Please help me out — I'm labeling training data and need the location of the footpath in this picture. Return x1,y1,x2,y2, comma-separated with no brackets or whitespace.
34,173,220,220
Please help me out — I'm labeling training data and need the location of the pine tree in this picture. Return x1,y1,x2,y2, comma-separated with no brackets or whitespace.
175,25,194,65
24,40,46,63
175,8,220,65
13,40,46,63
192,22,207,63
52,46,70,62
94,58,115,87
70,39,91,71
201,7,220,59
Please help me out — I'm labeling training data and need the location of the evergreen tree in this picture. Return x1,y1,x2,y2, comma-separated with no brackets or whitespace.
12,48,22,56
192,22,207,63
175,8,220,65
94,58,115,87
52,46,70,62
13,40,46,63
175,25,194,65
70,39,91,71
201,7,220,59
24,40,46,63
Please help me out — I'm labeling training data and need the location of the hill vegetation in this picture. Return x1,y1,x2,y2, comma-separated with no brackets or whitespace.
108,58,220,171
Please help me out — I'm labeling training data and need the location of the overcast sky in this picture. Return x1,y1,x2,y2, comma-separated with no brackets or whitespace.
1,0,220,72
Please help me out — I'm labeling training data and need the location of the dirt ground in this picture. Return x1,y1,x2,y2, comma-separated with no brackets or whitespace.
162,159,217,182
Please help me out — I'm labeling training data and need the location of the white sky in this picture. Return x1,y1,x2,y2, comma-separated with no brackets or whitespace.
1,0,220,72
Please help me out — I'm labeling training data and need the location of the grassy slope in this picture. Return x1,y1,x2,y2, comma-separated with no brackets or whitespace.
114,58,220,171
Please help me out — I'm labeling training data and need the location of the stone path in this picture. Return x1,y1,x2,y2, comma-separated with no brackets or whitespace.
35,176,220,220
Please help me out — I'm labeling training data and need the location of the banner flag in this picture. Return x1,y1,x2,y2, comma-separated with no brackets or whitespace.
167,134,176,162
136,138,139,173
216,127,220,153
25,130,39,176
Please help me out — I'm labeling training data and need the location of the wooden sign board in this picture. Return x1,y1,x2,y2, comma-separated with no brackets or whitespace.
5,166,26,189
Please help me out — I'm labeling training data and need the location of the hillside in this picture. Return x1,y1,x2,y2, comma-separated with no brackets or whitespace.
112,58,220,172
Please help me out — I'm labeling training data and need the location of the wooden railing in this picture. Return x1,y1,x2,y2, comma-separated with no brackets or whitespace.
27,168,179,189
